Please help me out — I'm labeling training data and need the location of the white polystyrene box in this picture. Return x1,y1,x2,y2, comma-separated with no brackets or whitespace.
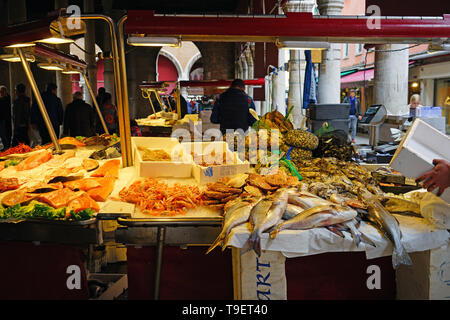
390,118,450,202
132,137,193,178
180,141,250,184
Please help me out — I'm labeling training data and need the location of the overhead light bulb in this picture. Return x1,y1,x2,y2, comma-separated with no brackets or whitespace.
36,36,74,45
6,43,36,48
0,53,35,63
38,62,64,71
127,36,181,47
275,39,330,50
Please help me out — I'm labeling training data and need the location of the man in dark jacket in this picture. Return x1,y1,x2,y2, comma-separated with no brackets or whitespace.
31,83,64,145
210,79,256,133
12,83,31,146
0,86,12,150
63,91,96,138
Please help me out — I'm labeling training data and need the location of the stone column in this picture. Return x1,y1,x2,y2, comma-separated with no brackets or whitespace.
244,45,254,97
374,44,409,115
285,0,316,127
84,0,97,106
126,47,159,120
420,79,434,106
54,0,73,110
317,0,344,104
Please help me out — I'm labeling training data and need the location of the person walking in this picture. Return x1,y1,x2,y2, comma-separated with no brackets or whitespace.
0,86,12,151
12,83,31,146
30,83,63,145
210,79,256,133
343,89,361,143
63,91,96,138
99,92,119,135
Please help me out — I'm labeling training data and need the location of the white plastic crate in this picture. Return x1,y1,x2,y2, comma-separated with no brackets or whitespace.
132,137,193,178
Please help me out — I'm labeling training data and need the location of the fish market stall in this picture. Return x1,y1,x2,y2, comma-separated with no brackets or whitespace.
0,11,131,299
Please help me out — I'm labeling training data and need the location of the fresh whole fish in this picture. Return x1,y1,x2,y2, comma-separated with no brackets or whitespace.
270,204,357,239
288,192,332,209
359,189,412,269
326,218,376,248
245,189,289,257
206,197,261,254
282,203,305,220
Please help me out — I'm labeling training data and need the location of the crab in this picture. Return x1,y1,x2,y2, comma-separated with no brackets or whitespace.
247,173,277,191
206,182,242,194
244,185,263,197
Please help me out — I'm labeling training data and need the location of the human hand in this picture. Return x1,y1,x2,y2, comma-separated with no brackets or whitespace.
358,115,362,121
416,159,450,196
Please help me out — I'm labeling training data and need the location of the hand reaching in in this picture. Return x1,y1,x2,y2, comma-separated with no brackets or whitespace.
416,159,450,196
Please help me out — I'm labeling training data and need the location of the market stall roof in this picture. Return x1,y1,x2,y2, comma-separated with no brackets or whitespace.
341,68,374,85
179,79,265,88
125,10,450,44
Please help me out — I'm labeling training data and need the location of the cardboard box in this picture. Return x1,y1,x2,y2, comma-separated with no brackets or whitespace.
389,118,450,202
180,141,250,184
132,137,193,178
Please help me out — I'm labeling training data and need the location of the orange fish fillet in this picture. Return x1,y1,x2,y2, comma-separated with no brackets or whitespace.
16,150,53,171
90,159,120,179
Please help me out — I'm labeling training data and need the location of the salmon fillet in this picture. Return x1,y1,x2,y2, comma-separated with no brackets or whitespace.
90,159,120,179
64,178,102,191
37,188,83,208
87,174,115,202
66,192,100,215
16,150,53,171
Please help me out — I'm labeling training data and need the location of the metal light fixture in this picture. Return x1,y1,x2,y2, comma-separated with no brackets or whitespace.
62,65,82,74
36,20,74,45
127,35,181,47
0,51,35,63
275,39,330,50
37,59,64,71
5,43,36,48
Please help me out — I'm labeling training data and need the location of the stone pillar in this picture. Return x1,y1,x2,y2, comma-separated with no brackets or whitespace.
195,43,235,81
84,0,97,106
317,0,344,104
244,45,255,97
288,50,302,125
101,0,115,102
374,44,409,115
285,0,316,127
420,79,434,107
126,47,159,120
54,0,73,110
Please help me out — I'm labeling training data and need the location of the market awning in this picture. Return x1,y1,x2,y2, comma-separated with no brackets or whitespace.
341,68,374,85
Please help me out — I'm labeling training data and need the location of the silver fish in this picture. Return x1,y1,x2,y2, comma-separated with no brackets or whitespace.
282,203,305,220
245,189,289,257
270,204,357,239
206,197,260,254
360,190,412,269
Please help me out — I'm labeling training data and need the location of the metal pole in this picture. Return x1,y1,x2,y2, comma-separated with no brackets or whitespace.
118,15,133,167
175,85,181,119
78,14,129,166
82,72,110,135
153,226,166,300
17,48,62,153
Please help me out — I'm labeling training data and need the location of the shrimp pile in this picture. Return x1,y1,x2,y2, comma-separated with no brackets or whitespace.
118,178,205,216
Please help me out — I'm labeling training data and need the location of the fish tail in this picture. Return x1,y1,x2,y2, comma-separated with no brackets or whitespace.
392,247,413,269
326,226,345,238
269,226,280,239
360,233,376,247
205,232,224,255
221,233,232,252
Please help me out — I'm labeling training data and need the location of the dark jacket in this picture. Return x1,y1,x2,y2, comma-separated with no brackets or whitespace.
63,98,96,137
343,96,361,117
210,87,256,132
31,91,64,132
13,94,30,129
0,94,11,121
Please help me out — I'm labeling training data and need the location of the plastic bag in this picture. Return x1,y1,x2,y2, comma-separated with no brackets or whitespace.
420,192,450,229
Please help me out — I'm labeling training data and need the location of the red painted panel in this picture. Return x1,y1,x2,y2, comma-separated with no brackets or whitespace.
157,55,178,94
285,252,396,300
366,0,450,16
126,11,450,40
0,241,89,300
126,246,233,300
